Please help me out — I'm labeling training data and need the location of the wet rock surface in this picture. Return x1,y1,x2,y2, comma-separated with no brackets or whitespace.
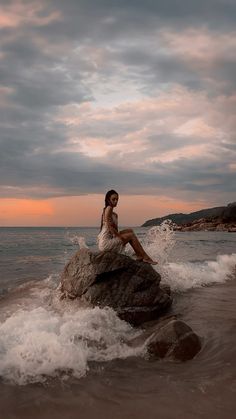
59,249,172,325
129,315,201,361
145,317,201,361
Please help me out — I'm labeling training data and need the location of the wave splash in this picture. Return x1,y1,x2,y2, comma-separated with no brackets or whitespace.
0,304,143,385
68,234,89,248
133,222,236,292
162,253,236,292
141,220,176,264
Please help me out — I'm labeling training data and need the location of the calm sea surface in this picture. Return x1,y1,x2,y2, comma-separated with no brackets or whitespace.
0,227,236,419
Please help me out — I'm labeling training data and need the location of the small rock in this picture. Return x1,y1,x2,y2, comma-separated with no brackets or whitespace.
146,319,201,361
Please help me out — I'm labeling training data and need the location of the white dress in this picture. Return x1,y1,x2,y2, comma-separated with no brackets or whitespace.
97,211,125,253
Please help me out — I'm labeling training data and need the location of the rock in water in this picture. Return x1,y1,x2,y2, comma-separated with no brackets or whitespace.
59,249,172,325
146,318,201,361
129,316,201,361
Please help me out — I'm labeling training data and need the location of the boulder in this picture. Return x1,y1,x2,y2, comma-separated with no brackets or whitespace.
146,318,201,361
129,316,201,361
59,249,172,325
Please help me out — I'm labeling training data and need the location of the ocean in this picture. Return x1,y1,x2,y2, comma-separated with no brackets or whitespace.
0,226,236,419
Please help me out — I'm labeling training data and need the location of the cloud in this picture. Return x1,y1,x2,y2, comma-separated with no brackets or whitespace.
0,0,235,211
0,0,61,29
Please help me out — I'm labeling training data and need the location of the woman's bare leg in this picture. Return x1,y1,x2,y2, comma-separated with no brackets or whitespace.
119,230,158,264
119,229,142,259
119,228,133,234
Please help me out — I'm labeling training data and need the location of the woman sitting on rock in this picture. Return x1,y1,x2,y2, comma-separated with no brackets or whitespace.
97,189,158,265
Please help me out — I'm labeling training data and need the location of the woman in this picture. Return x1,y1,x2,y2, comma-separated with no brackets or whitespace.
97,190,158,265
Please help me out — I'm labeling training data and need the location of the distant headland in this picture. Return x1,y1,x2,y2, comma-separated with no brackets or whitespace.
141,202,236,232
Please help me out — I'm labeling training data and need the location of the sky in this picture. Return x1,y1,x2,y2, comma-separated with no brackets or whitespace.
0,0,235,226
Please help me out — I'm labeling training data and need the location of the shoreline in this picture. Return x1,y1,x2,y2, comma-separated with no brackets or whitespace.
173,220,236,232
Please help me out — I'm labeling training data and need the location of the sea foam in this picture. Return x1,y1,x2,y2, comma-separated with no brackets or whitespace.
0,305,143,385
162,253,236,292
141,221,176,263
139,223,236,292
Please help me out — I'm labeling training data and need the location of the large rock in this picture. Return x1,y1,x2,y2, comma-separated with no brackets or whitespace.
59,249,172,325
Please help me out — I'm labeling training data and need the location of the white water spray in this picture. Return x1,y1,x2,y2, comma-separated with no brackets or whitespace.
141,220,176,263
68,235,89,249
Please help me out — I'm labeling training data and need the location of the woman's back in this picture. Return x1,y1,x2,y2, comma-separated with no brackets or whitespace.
97,209,124,252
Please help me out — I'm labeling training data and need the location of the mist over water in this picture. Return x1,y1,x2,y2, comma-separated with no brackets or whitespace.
0,226,236,418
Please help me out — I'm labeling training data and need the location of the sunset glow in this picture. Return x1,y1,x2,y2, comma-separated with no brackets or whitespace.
0,195,210,227
0,1,235,226
0,199,53,225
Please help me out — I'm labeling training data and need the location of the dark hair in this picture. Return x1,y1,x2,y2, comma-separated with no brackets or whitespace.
100,189,119,231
